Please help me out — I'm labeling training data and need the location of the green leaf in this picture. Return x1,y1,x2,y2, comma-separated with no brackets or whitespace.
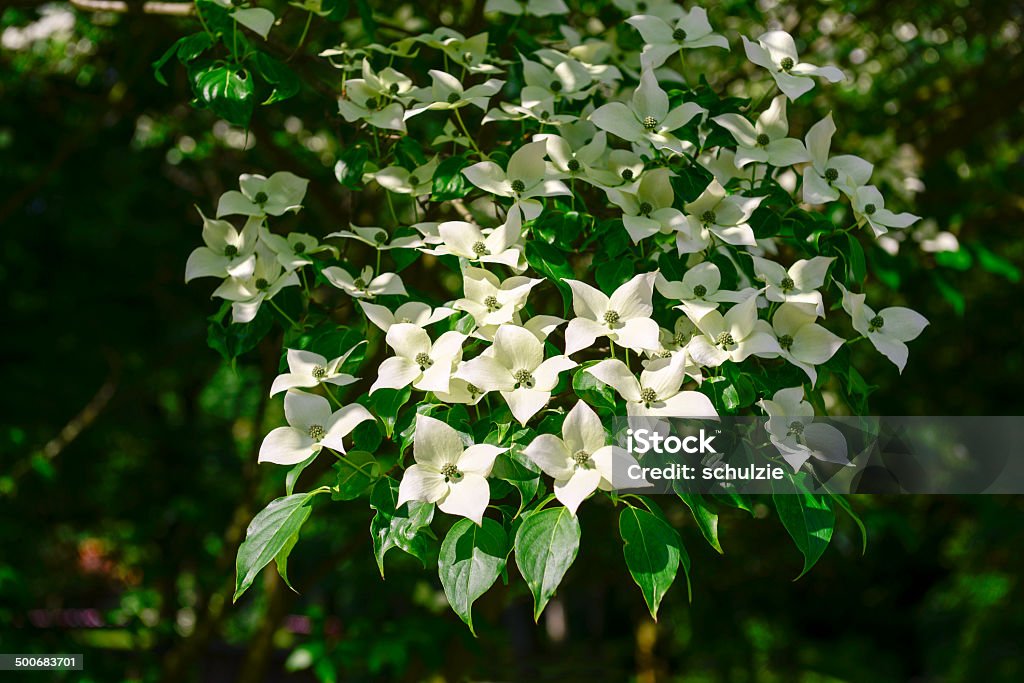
773,486,835,579
431,155,470,200
674,490,723,554
514,507,581,621
274,531,301,592
438,518,507,634
332,450,381,500
368,386,412,438
934,248,972,271
842,233,867,284
335,145,369,189
595,258,635,295
974,244,1021,282
831,494,868,555
232,7,276,39
191,64,255,127
206,302,273,361
153,33,213,86
234,491,321,601
619,506,687,619
252,51,300,104
369,477,435,576
572,363,618,414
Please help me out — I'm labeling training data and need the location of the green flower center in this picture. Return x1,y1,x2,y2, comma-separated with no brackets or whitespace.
780,276,795,292
572,450,591,467
638,202,653,216
389,83,400,94
484,295,500,311
409,174,420,186
440,463,462,481
864,204,877,215
756,133,770,147
621,169,634,181
640,387,657,405
603,309,621,326
673,331,688,347
308,424,325,441
467,383,481,396
364,98,377,110
701,210,717,225
253,191,268,205
375,231,387,243
693,284,707,298
511,179,526,193
550,81,563,92
224,244,238,257
353,278,366,289
472,241,489,256
716,331,735,347
540,111,550,120
446,92,460,104
780,57,795,71
513,368,535,388
778,334,794,350
294,241,306,253
642,115,658,130
787,420,804,437
824,167,839,182
414,352,433,370
636,1,647,10
673,28,687,41
567,159,581,172
255,278,270,290
869,315,885,331
463,51,474,63
312,365,327,380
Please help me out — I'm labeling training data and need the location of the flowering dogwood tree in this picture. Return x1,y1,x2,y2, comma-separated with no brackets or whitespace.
171,0,928,627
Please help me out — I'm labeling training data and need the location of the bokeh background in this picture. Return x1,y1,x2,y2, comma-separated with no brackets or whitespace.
2,0,1023,681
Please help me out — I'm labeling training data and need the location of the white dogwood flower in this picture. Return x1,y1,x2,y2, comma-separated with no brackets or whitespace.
607,167,686,243
676,179,762,253
338,75,408,132
212,246,300,323
838,283,928,373
216,172,309,218
712,95,810,168
750,255,834,316
484,0,568,17
656,262,757,318
523,401,639,514
626,8,729,70
401,29,502,75
586,354,717,418
590,68,705,155
364,157,439,197
258,390,374,465
323,265,407,299
270,345,363,396
521,54,594,102
685,294,781,366
769,303,844,384
759,387,849,472
462,140,571,220
538,131,622,187
564,272,661,355
259,227,334,271
456,324,576,425
326,225,424,250
453,266,541,330
802,113,874,205
424,211,526,271
613,0,683,22
370,323,466,394
742,31,843,101
185,212,259,282
397,414,507,525
404,70,504,119
851,185,921,237
359,301,455,332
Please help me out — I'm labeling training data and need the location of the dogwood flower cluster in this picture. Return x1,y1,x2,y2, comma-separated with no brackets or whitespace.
185,4,931,606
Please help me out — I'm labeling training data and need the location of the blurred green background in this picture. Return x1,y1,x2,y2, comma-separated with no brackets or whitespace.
1,0,1023,681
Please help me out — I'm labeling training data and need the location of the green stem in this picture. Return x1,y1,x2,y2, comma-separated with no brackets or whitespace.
322,383,344,409
746,83,777,113
287,12,314,62
268,298,300,330
453,107,483,157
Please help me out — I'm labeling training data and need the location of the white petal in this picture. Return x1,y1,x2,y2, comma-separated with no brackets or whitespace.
586,359,642,402
414,414,465,468
397,464,449,507
259,427,316,465
502,387,552,425
554,469,602,516
438,473,491,525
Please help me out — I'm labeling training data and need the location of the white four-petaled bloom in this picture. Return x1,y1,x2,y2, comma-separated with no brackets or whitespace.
456,324,577,425
586,354,718,418
802,113,874,205
462,140,571,220
712,95,810,168
677,179,762,253
185,212,259,282
370,323,466,394
397,414,507,525
742,31,843,101
627,8,729,70
270,345,363,396
259,390,374,465
404,70,504,119
359,301,454,333
424,210,526,271
768,303,844,384
759,387,849,472
212,244,300,323
838,283,928,373
750,255,834,316
607,167,686,243
323,265,407,299
685,294,782,366
524,401,641,515
656,262,757,319
217,172,309,218
452,266,541,336
564,272,661,355
851,185,921,237
483,0,568,17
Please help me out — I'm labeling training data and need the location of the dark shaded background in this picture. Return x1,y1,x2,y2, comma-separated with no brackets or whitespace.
1,0,1023,681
